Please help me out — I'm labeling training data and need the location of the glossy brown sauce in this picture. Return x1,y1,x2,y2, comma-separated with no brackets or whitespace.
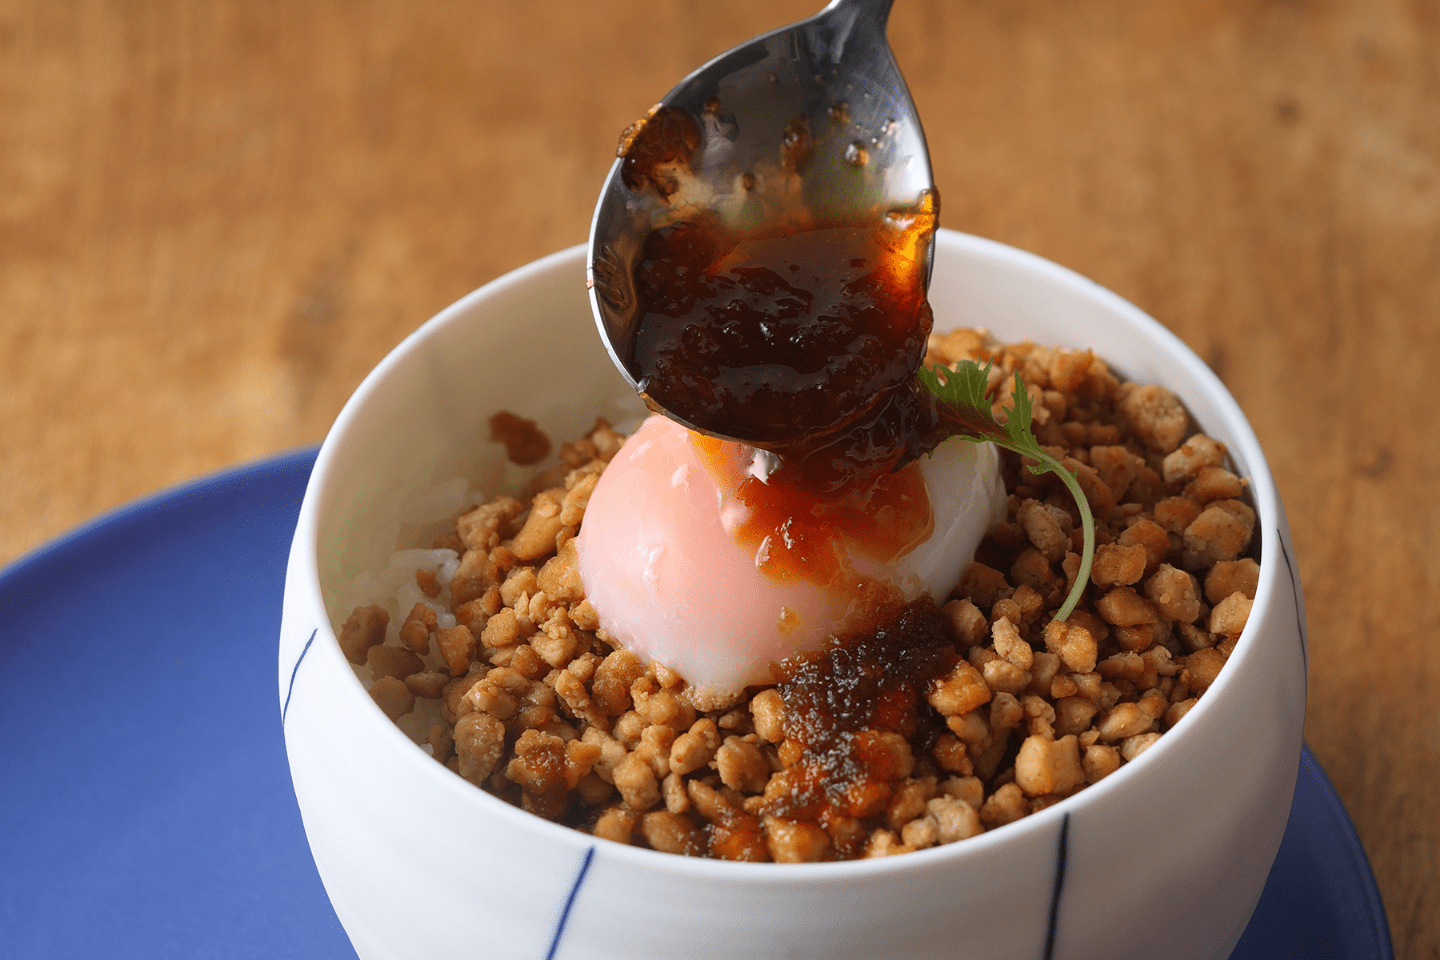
626,213,939,488
618,105,702,199
767,598,957,859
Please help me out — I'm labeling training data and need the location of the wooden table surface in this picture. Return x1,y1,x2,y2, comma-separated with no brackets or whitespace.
3,0,1435,953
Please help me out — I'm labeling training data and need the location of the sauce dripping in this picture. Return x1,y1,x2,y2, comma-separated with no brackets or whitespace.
618,114,946,594
691,431,935,589
611,105,970,856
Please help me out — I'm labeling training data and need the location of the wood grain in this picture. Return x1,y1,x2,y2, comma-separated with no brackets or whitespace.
2,0,1435,954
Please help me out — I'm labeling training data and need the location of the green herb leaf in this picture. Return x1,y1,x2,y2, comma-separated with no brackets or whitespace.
919,360,1096,621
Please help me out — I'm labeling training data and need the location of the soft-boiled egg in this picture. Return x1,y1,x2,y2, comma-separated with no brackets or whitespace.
575,415,1007,695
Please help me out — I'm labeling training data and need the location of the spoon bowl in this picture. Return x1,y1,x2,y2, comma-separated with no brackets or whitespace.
586,0,934,436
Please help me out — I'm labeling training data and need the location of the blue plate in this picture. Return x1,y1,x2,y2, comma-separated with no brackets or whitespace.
0,451,1394,960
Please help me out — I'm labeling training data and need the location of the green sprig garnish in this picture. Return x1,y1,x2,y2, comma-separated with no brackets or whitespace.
917,360,1095,621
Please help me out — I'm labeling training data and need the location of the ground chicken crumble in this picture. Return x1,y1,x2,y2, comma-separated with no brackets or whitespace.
339,330,1260,862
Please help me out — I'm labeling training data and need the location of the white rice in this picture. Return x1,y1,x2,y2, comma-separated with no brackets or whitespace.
343,477,485,745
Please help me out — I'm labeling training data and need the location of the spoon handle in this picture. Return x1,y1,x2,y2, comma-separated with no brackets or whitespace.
821,0,896,33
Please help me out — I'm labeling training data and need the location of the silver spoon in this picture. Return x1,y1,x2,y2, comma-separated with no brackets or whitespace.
586,0,934,440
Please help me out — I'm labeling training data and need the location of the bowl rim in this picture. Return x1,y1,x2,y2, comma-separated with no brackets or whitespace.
288,228,1288,880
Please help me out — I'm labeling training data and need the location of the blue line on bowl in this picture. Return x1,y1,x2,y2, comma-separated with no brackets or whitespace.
282,628,318,727
1044,812,1072,959
1277,529,1308,677
545,844,596,960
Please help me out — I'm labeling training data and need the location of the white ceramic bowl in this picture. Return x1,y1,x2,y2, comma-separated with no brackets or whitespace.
279,230,1308,960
